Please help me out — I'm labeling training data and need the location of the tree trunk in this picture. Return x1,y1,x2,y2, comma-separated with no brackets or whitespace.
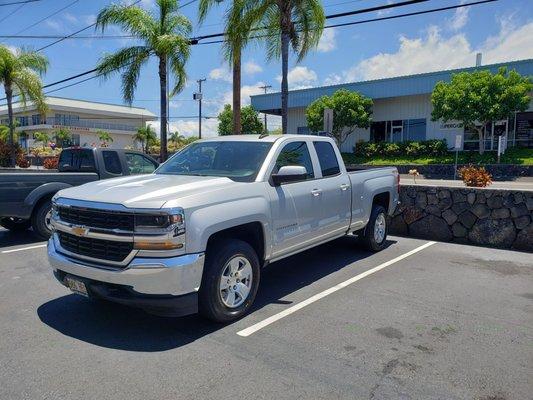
280,32,290,135
233,47,242,135
159,56,168,162
478,126,485,155
5,83,16,167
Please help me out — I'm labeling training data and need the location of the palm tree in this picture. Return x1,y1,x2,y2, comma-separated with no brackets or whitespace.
134,125,157,154
95,0,191,161
97,130,113,147
169,130,185,145
53,128,71,148
231,0,325,135
0,45,48,167
199,0,248,135
33,131,50,150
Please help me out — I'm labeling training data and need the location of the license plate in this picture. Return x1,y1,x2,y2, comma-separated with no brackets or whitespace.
65,276,88,297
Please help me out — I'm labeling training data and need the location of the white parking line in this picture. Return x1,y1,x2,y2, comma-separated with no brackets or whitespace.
1,244,47,254
237,241,437,337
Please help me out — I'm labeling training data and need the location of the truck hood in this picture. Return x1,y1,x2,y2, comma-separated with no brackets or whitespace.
56,173,235,209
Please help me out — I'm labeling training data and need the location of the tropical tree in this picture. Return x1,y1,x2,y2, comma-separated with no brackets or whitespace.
53,128,72,148
229,0,325,135
169,130,185,145
432,67,532,154
217,104,264,135
33,131,50,149
95,0,191,161
0,45,48,167
306,89,373,147
97,130,113,147
198,0,249,135
134,125,157,154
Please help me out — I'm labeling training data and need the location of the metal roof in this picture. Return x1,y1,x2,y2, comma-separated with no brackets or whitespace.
251,59,533,114
0,96,157,118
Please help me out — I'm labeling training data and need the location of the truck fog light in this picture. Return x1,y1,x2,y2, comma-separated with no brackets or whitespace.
134,242,184,250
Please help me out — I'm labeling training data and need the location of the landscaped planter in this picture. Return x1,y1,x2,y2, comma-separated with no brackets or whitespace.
390,185,533,252
347,164,532,180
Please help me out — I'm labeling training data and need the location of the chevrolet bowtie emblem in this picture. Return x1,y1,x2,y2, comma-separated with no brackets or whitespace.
72,226,89,237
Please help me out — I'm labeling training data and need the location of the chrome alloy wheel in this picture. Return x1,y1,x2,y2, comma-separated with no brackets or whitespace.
374,213,386,244
219,256,253,308
45,209,53,231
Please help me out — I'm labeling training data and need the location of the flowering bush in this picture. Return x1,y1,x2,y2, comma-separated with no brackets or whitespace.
17,157,30,168
43,157,59,170
0,141,24,167
458,165,492,187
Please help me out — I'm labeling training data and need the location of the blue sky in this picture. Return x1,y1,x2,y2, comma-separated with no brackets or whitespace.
2,0,532,136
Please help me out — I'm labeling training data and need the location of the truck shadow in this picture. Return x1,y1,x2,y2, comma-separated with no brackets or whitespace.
0,228,44,247
37,236,395,352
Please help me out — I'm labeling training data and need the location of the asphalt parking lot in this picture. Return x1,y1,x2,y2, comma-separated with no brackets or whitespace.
0,229,531,400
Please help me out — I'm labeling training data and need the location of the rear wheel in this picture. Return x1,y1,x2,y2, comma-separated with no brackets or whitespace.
31,199,53,240
359,205,388,252
199,239,260,323
0,217,31,232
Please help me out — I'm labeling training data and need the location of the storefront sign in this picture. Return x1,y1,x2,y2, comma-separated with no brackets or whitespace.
440,122,463,130
52,125,90,132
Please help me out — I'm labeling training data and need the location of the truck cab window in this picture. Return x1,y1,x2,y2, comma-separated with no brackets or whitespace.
313,141,340,177
274,141,314,179
126,153,157,174
102,151,122,175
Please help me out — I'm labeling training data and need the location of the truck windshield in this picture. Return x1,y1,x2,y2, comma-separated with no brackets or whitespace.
156,141,273,182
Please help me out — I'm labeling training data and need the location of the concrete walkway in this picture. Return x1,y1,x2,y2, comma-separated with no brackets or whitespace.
400,175,533,191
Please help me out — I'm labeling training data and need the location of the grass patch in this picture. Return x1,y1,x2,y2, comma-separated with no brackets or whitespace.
342,147,533,166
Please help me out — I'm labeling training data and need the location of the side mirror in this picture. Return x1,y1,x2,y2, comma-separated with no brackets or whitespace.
272,165,308,186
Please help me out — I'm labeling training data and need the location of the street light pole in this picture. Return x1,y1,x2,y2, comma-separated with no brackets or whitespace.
194,78,206,139
259,84,272,134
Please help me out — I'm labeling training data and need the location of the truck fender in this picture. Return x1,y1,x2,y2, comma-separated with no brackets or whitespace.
187,197,271,256
24,182,73,209
362,175,395,219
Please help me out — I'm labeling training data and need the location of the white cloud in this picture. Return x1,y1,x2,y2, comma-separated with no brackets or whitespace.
222,81,266,107
317,28,336,52
45,19,62,32
83,14,97,25
243,61,263,75
323,73,343,86
337,21,533,82
276,66,318,89
208,66,232,82
63,12,78,24
448,1,469,31
377,0,394,16
147,119,219,138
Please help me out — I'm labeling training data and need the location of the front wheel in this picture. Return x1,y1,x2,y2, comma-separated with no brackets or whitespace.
359,205,388,252
199,239,260,323
31,199,53,240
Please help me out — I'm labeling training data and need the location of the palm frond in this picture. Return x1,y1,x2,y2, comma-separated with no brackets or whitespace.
96,4,157,41
120,48,151,104
12,68,47,113
17,48,49,75
96,46,151,79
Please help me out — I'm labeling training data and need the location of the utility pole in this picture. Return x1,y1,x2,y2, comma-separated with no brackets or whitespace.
259,84,272,134
194,78,206,139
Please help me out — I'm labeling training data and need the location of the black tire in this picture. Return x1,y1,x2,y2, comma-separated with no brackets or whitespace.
31,199,53,240
359,205,388,252
0,217,31,232
199,239,260,323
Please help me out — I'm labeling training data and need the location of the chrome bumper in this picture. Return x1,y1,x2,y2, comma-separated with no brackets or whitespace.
47,237,205,296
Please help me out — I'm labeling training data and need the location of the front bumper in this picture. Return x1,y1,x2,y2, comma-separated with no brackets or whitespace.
48,238,205,316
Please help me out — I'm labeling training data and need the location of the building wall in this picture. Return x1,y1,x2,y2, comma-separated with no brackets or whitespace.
288,94,533,152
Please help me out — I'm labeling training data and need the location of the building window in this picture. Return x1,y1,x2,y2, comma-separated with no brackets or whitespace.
515,112,533,148
405,119,427,141
71,134,80,146
55,113,80,126
31,114,41,125
371,119,426,142
16,116,29,126
297,126,310,135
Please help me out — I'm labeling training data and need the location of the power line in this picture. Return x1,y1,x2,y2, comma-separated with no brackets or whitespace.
0,0,40,6
12,0,81,35
0,2,26,24
0,34,137,39
0,0,497,101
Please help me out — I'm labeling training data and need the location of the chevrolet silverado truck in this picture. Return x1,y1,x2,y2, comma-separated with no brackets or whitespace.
48,135,399,322
0,147,158,239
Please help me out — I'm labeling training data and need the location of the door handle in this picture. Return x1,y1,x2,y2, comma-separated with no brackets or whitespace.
340,184,350,191
311,189,322,197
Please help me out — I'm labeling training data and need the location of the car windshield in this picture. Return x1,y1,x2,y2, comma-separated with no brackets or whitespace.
156,141,273,182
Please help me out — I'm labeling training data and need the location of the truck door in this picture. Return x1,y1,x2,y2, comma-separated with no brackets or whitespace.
311,141,352,238
266,140,321,258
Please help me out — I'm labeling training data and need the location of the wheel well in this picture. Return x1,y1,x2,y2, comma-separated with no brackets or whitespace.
372,192,390,213
207,222,266,264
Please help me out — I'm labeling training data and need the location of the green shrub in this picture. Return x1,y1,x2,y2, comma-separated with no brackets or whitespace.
0,140,23,167
355,139,448,158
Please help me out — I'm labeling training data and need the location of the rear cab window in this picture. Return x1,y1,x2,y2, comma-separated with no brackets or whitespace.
313,141,340,177
273,141,315,180
58,149,96,172
102,151,123,175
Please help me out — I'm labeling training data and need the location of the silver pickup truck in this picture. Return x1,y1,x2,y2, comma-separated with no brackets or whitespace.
48,135,399,322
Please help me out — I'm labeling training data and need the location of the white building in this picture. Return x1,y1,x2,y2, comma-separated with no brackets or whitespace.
251,59,533,152
0,96,156,149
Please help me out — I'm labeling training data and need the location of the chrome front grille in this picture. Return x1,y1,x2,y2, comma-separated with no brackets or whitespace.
58,206,134,231
58,231,133,263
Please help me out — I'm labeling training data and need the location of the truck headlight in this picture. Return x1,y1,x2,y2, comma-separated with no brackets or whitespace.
133,208,186,251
